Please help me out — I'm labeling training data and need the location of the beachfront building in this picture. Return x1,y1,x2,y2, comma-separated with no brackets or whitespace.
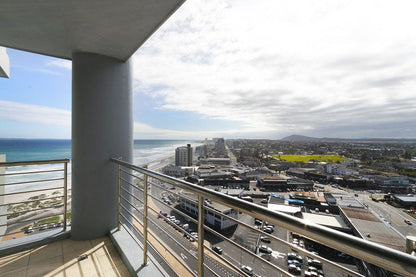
175,144,193,166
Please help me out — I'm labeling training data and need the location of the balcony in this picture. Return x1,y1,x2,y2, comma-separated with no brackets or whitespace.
0,3,416,276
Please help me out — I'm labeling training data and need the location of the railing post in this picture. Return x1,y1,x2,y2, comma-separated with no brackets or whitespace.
118,164,122,231
198,195,205,277
143,173,148,266
63,161,68,231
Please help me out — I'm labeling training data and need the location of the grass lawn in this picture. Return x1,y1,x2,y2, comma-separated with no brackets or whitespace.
406,211,416,219
37,215,61,225
272,154,348,163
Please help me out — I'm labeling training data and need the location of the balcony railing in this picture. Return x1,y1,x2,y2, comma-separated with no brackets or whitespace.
111,158,416,277
0,159,70,243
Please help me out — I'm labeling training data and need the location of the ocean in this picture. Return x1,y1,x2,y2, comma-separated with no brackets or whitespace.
0,139,198,194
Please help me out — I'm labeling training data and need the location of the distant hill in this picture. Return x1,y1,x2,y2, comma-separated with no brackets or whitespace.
280,135,321,142
280,134,416,143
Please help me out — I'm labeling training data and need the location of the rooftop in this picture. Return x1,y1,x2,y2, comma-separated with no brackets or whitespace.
302,213,350,232
341,207,405,252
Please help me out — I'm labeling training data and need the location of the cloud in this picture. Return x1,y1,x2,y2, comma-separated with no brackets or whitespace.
0,100,244,139
0,100,71,127
133,121,264,139
46,60,72,70
131,0,416,138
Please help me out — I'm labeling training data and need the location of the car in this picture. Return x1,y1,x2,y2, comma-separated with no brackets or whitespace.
288,264,301,275
259,245,272,254
308,259,323,269
287,260,302,267
261,199,268,204
262,227,273,234
304,271,320,277
287,253,303,262
241,265,253,276
308,266,318,272
404,219,412,225
24,227,34,234
48,223,57,229
166,200,172,205
254,218,262,225
265,222,274,228
39,224,47,231
260,236,271,243
184,234,195,242
212,246,223,255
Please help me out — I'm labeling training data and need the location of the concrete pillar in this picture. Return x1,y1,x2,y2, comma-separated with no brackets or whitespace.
71,52,133,240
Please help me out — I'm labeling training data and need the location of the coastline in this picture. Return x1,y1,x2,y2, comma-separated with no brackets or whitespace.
3,154,174,204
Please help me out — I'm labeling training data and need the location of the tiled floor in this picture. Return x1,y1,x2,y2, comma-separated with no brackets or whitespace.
0,237,130,277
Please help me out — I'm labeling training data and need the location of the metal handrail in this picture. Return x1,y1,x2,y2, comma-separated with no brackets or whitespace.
111,157,416,277
146,177,362,276
0,158,70,236
0,159,69,167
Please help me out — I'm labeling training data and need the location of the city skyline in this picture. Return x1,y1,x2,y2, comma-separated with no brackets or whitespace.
1,0,416,139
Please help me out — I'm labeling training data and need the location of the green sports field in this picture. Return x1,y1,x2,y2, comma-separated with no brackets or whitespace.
272,154,347,163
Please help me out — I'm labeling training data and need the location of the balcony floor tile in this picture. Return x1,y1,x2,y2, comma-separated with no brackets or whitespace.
0,237,130,277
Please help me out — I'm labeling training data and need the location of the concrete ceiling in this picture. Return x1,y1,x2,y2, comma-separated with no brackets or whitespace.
0,0,185,61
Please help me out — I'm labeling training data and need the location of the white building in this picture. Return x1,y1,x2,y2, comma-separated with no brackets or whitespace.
162,165,195,177
175,144,193,166
326,163,358,176
179,193,238,230
0,47,9,78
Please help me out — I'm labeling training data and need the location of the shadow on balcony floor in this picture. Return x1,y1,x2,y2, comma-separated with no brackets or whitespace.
0,236,130,277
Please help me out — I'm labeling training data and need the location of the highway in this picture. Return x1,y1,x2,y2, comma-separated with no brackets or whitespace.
149,180,240,277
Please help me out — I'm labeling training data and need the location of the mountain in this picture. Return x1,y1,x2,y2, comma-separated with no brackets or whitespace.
280,134,416,143
280,135,322,142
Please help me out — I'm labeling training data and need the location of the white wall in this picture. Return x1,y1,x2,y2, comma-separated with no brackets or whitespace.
0,47,10,78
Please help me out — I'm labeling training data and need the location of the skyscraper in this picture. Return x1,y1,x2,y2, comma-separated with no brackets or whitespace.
215,138,226,156
175,144,193,166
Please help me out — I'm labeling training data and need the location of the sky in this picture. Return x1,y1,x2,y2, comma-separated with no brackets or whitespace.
1,0,416,139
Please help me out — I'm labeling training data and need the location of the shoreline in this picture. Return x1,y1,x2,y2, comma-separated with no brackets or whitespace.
3,155,174,204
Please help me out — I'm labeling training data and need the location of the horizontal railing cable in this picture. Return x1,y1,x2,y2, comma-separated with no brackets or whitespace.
0,177,64,187
0,169,64,177
119,212,197,277
0,186,64,197
111,158,416,277
0,159,69,167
